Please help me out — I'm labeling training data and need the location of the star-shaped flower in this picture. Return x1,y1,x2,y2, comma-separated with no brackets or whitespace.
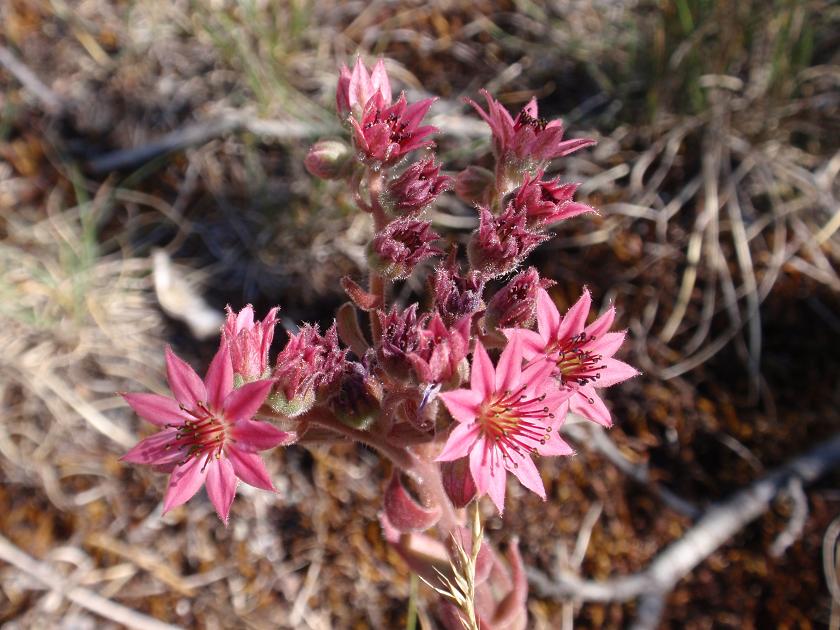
436,337,573,514
507,289,639,427
121,345,290,524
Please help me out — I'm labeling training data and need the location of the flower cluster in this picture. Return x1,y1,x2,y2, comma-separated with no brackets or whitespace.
121,57,638,626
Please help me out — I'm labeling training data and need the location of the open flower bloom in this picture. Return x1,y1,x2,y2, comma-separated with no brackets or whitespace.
121,346,290,524
349,92,437,166
513,171,596,228
466,89,595,166
507,289,639,428
436,337,573,514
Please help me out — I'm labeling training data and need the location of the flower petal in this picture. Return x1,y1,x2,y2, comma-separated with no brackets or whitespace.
535,289,560,340
584,305,615,338
440,388,483,424
230,419,291,452
504,329,547,359
122,429,182,465
495,334,522,393
121,392,189,427
227,446,275,491
162,457,207,514
555,290,591,341
204,345,234,411
570,388,612,427
589,331,626,358
597,358,639,388
537,432,574,457
436,422,481,461
507,454,545,500
222,379,273,422
165,346,206,407
205,457,237,524
470,342,495,398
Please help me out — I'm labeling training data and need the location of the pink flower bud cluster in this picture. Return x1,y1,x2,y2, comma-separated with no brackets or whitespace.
120,57,639,627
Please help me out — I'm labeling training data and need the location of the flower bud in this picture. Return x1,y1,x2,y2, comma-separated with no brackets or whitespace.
454,165,494,206
467,206,547,279
440,458,476,509
381,157,452,215
304,139,353,180
329,361,382,429
269,323,347,417
368,218,442,280
220,305,279,384
383,472,441,533
484,267,553,332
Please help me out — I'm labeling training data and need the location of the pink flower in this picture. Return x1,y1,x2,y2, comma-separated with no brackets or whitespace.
466,89,595,167
221,305,279,383
336,58,392,119
368,217,442,280
121,346,289,524
349,92,438,166
513,171,596,227
436,337,573,514
507,289,639,428
381,157,452,215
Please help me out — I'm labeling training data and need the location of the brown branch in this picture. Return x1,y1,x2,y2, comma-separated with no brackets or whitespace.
529,433,840,606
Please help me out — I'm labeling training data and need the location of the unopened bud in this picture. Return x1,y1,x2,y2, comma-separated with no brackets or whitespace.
440,458,476,508
454,165,495,206
304,139,352,180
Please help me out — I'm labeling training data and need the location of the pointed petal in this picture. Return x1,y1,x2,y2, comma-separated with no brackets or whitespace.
555,290,591,340
504,329,547,359
439,389,483,424
540,386,572,416
165,346,206,407
205,457,237,524
570,388,612,427
485,462,507,515
204,346,234,410
436,422,481,461
507,454,545,499
537,432,574,457
222,379,273,422
470,342,495,398
536,289,561,339
227,447,275,491
162,457,207,514
596,358,639,388
230,419,291,452
521,356,556,392
371,59,391,103
590,331,626,358
495,334,522,393
121,392,189,427
122,429,182,465
236,305,255,332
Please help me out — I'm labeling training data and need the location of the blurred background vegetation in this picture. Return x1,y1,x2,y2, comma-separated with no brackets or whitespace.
1,0,838,627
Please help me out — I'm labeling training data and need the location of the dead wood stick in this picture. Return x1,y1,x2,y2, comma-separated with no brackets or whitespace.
0,533,182,630
0,45,65,115
87,114,339,174
528,432,840,603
